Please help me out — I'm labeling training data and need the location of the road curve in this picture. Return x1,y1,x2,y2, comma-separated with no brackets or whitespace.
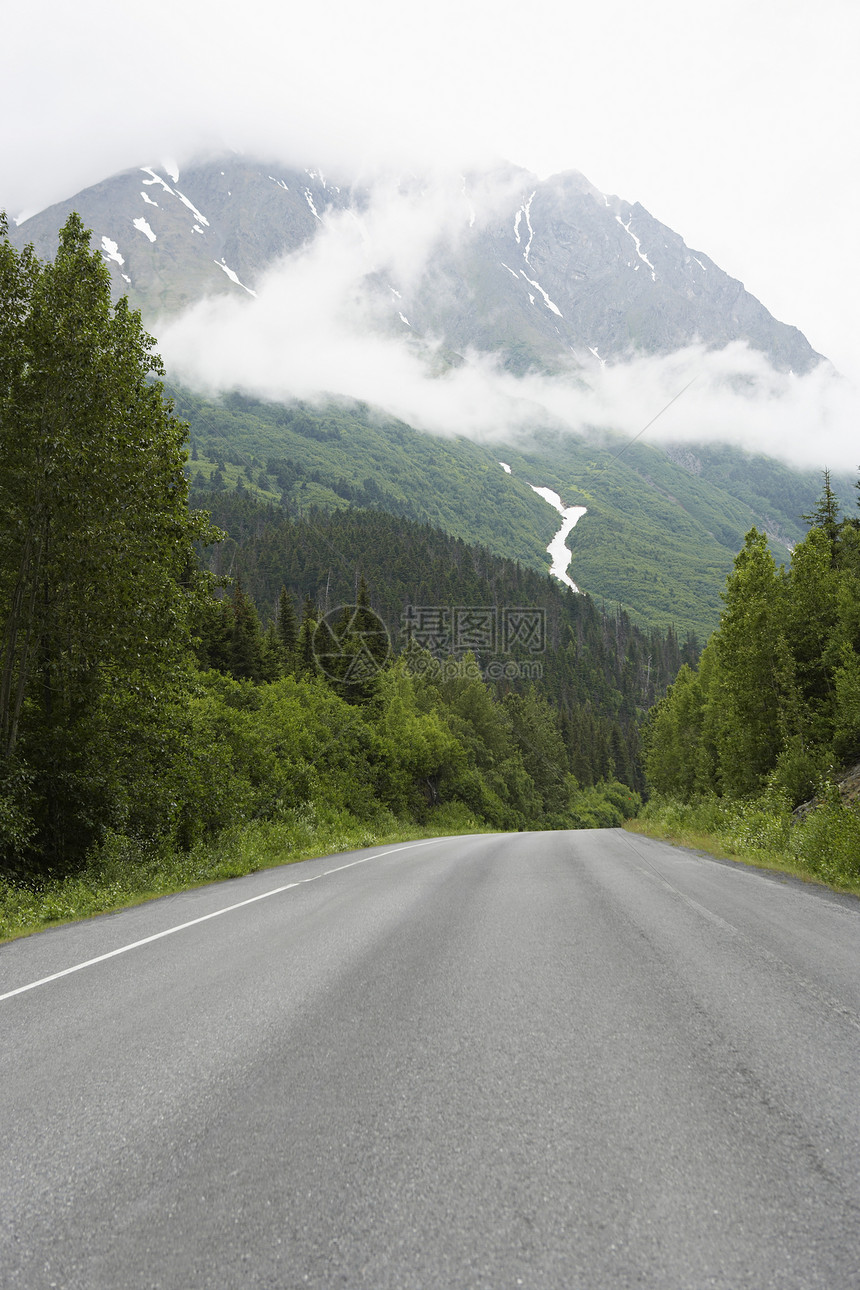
1,828,859,1288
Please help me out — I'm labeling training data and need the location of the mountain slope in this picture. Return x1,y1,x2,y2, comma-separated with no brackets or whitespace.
176,385,847,641
9,156,823,374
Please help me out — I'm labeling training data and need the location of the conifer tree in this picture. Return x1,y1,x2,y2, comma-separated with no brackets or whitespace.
297,597,319,677
0,212,216,873
276,586,299,656
229,582,266,682
803,468,841,554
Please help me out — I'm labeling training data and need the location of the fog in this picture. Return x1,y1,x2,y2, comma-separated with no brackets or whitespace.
157,179,860,473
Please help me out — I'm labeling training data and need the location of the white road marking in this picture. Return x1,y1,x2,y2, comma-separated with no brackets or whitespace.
0,839,445,1002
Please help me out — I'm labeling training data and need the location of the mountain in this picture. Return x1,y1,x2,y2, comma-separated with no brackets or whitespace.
6,155,839,640
9,155,823,375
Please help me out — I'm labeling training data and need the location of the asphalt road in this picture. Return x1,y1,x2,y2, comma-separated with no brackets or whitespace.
1,829,859,1289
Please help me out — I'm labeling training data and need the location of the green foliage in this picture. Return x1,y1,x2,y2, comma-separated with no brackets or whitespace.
642,470,860,892
0,213,217,876
790,782,860,886
568,780,641,828
643,663,709,799
191,491,694,791
710,530,800,795
644,496,860,808
3,218,726,904
638,788,860,892
0,806,494,943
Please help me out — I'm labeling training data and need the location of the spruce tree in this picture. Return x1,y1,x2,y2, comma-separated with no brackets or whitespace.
276,586,299,656
297,597,319,677
229,582,265,682
803,469,841,554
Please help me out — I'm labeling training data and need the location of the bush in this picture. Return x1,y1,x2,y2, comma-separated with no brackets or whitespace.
790,784,860,885
637,784,860,892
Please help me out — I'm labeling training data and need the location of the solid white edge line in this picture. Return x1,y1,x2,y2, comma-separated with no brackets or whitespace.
0,838,445,1002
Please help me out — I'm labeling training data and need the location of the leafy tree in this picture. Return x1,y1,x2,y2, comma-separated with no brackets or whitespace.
0,212,215,873
710,530,799,795
643,661,711,799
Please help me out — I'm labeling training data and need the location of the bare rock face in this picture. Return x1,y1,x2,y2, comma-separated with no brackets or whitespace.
9,157,823,377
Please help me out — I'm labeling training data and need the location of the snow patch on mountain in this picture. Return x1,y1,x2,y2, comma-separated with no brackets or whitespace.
175,190,209,226
133,217,156,243
214,259,256,296
499,462,512,474
521,272,562,317
100,237,124,266
140,167,173,194
514,191,537,265
616,214,656,280
140,192,158,207
522,192,536,265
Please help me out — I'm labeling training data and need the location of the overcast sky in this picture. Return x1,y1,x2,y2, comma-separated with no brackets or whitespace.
3,0,859,432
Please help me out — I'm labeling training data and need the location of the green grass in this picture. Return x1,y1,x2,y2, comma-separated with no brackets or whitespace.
0,802,492,943
625,795,860,898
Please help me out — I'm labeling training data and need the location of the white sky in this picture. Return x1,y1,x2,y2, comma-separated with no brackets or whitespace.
2,0,858,395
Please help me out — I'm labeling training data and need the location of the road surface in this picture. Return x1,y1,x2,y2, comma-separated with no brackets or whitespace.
1,828,859,1288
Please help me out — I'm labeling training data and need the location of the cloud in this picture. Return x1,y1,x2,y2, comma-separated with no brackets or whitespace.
157,178,860,473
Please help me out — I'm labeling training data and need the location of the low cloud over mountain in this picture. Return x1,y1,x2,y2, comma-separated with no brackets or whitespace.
12,155,857,469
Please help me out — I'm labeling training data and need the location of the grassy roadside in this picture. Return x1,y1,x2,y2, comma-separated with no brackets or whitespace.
0,802,492,944
625,807,860,899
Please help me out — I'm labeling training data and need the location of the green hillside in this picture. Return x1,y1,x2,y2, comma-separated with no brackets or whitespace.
172,383,840,640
